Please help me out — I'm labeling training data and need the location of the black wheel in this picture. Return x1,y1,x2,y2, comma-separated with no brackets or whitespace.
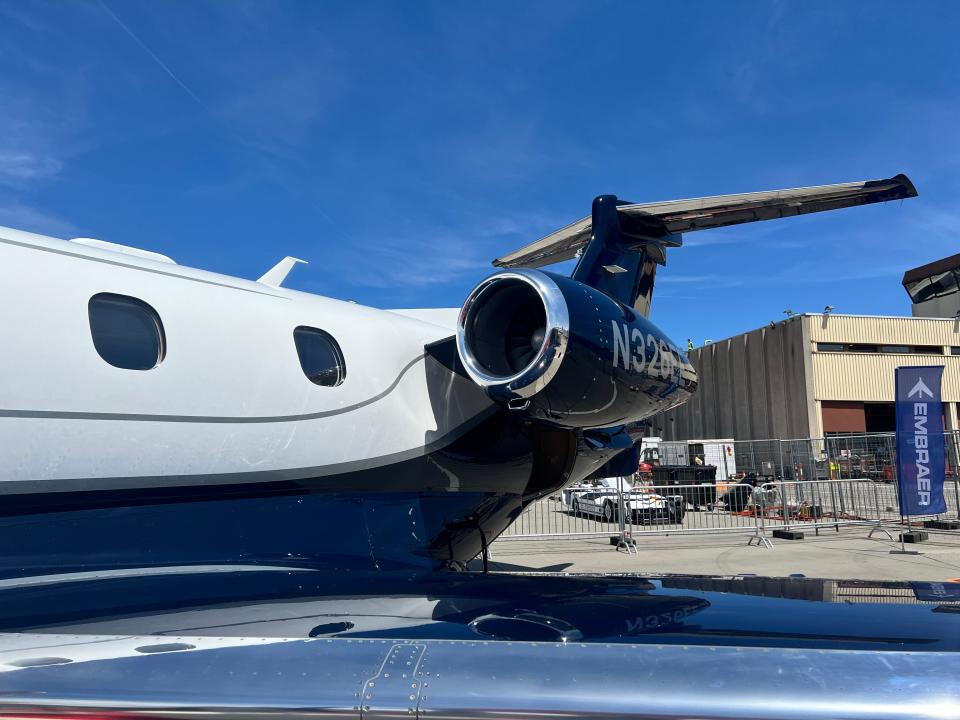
669,501,686,524
602,500,616,523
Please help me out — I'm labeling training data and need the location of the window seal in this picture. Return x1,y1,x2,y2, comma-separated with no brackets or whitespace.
293,325,346,387
88,292,166,371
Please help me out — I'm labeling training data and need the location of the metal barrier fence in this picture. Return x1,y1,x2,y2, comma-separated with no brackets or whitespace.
727,431,960,486
729,431,960,525
752,479,896,535
498,432,960,545
500,481,764,541
499,478,906,544
500,478,960,542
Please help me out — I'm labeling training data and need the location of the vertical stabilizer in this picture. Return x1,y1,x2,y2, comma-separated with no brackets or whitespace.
570,194,680,317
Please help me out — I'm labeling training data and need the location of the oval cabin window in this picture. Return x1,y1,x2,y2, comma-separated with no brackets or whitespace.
294,326,345,386
88,293,166,370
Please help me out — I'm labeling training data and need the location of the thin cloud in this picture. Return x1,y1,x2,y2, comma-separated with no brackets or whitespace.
682,234,746,248
777,265,903,285
915,206,960,241
324,230,492,291
321,202,555,291
658,274,724,284
0,203,76,237
0,91,75,191
0,151,62,183
655,292,708,301
767,0,789,28
354,250,490,289
766,239,805,250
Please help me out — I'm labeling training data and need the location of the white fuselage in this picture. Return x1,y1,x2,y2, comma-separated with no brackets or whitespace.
0,226,492,495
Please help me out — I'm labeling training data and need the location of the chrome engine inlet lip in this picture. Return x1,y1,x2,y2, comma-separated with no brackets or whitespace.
456,269,570,401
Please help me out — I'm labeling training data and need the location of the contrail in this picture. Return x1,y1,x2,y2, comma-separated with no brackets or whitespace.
96,0,206,109
94,0,346,241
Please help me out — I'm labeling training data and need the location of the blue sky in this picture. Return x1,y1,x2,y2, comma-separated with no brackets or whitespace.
1,1,958,344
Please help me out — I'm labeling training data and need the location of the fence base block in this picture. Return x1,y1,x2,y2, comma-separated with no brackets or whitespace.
923,519,960,530
899,531,929,543
773,529,804,540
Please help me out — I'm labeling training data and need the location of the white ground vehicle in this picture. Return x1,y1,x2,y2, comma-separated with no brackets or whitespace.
657,438,737,476
566,477,685,524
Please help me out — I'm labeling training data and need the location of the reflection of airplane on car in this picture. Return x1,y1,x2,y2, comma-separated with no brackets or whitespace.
0,569,704,646
0,566,957,717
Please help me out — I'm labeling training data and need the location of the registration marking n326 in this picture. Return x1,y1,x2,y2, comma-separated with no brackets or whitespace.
611,321,677,380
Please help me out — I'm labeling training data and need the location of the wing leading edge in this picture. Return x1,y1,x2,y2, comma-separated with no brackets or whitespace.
493,173,917,269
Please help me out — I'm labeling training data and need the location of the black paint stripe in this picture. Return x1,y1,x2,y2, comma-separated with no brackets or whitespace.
0,353,435,423
0,477,322,516
0,405,501,500
0,437,509,518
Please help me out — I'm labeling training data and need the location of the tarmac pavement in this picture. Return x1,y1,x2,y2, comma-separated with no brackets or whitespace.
479,526,960,581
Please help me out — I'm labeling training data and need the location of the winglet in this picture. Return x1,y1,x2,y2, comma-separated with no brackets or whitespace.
258,256,307,287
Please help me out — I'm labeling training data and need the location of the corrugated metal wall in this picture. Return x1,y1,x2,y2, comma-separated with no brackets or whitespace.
651,314,960,441
810,314,960,345
812,353,960,401
810,314,960,401
653,317,810,440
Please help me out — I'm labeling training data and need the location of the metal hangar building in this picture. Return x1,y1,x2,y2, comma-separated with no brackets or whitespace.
652,253,960,441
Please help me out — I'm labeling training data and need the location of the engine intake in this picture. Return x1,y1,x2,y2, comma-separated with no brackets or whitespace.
457,269,696,428
457,271,569,403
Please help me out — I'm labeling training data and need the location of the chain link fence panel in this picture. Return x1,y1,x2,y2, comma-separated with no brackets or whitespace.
498,432,960,543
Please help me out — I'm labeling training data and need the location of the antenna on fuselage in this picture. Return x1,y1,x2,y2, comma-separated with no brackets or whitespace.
258,256,307,287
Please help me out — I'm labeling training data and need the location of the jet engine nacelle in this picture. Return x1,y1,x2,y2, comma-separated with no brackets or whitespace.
456,269,697,428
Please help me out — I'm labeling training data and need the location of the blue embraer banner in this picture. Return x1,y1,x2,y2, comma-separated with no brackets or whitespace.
895,365,947,516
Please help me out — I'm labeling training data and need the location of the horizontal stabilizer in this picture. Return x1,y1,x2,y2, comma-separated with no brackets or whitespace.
494,173,917,269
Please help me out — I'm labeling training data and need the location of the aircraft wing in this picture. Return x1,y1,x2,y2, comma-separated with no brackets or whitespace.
493,173,917,269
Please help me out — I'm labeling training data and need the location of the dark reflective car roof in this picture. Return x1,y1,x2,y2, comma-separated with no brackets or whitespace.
1,567,957,652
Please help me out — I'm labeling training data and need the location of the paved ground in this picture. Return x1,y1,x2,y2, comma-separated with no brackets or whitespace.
479,526,960,581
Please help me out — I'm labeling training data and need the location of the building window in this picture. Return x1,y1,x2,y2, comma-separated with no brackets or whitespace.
907,269,960,303
952,347,960,356
88,293,166,370
818,343,944,355
294,326,345,386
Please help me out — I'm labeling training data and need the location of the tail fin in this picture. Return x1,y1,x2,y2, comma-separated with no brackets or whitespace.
569,194,678,316
492,173,918,315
